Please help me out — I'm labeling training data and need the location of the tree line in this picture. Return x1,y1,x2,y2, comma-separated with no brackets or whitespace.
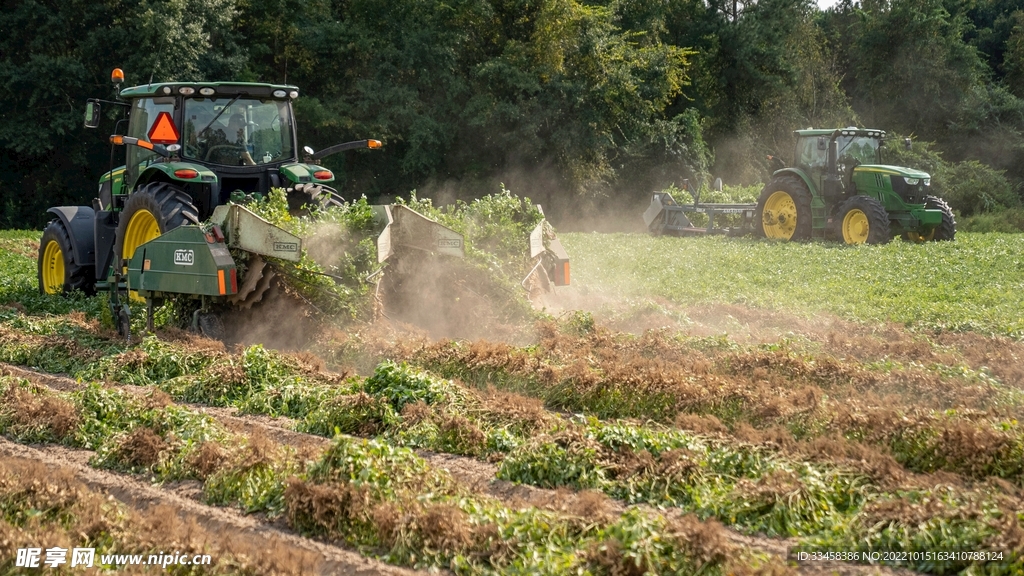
1,0,1021,228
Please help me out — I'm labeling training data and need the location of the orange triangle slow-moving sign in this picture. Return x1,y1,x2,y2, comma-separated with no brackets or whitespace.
148,111,180,145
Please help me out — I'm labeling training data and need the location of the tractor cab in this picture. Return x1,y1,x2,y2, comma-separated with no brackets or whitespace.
88,76,380,221
793,128,885,194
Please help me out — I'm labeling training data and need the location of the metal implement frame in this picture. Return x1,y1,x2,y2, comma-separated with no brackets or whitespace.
644,192,756,237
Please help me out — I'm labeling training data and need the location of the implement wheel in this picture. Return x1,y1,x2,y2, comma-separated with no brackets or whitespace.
114,182,200,267
754,175,812,240
37,220,95,295
834,195,890,245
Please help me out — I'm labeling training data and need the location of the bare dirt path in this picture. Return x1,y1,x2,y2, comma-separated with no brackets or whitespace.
2,362,917,575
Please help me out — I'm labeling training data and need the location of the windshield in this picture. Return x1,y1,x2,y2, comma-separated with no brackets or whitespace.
183,98,294,166
836,136,880,165
798,135,881,169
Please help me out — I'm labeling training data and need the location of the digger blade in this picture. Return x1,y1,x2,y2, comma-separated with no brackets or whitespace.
227,255,266,305
237,268,276,310
228,254,278,309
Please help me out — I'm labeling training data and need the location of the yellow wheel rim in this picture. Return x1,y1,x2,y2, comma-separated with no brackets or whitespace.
41,240,65,294
905,229,935,243
841,209,870,244
123,209,160,302
762,191,798,239
123,209,161,260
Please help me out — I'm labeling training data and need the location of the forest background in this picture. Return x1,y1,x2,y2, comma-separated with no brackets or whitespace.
1,0,1022,230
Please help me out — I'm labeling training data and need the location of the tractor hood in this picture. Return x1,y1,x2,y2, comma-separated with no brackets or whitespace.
854,165,930,179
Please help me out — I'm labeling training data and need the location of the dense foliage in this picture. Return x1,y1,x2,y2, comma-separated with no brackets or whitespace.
1,0,1021,228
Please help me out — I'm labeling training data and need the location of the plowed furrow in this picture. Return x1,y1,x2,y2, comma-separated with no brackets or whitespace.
0,438,424,576
3,362,919,576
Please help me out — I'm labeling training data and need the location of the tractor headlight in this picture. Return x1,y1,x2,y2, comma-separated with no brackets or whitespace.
904,178,920,185
923,178,930,186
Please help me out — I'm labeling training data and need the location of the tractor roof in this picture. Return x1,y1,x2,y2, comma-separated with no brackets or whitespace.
119,81,300,99
794,128,886,138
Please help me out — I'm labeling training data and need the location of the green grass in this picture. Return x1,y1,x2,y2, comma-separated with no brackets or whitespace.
562,232,1024,338
0,229,105,317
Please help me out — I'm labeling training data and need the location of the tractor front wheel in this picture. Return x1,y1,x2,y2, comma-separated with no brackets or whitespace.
114,182,200,268
902,196,956,242
754,175,812,240
925,196,956,241
834,196,890,245
38,220,95,295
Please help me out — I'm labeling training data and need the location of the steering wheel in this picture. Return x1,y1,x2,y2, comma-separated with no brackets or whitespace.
205,144,246,163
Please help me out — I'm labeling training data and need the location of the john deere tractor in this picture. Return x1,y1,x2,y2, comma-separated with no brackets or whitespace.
38,69,569,339
35,69,438,338
754,128,955,244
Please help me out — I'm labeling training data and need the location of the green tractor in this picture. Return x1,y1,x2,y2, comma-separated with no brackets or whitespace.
35,69,450,338
643,127,956,244
755,127,955,244
38,69,570,340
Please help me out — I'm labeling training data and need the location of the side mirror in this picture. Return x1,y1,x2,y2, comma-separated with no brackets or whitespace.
85,100,100,129
817,137,827,151
903,137,912,150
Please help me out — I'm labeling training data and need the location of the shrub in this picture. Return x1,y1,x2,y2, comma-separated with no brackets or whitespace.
935,160,1018,216
960,208,1024,232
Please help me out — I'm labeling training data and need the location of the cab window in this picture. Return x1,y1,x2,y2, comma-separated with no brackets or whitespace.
797,137,826,170
837,136,880,165
126,97,175,187
183,98,294,166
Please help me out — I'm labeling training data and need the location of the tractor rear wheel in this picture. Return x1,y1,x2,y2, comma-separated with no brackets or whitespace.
754,175,812,240
38,220,95,295
834,195,890,245
114,182,200,268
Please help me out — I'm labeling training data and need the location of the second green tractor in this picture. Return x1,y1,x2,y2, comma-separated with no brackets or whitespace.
756,127,955,244
644,127,956,244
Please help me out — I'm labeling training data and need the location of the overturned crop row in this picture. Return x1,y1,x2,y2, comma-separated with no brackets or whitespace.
0,374,786,575
2,309,1023,573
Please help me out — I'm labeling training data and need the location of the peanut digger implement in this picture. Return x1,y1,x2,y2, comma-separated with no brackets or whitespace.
37,69,569,339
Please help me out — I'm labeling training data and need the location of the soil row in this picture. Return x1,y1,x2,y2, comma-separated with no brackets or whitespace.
2,363,915,576
0,438,422,575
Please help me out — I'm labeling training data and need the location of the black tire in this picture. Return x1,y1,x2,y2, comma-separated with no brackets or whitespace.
834,195,891,245
37,220,95,295
117,306,132,341
113,182,200,266
197,312,225,339
754,174,813,240
925,195,956,241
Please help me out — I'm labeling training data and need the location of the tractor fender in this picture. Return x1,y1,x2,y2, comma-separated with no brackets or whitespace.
279,162,334,184
137,162,218,187
771,168,816,196
46,206,96,266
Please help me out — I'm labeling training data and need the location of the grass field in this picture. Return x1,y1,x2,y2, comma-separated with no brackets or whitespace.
564,232,1024,338
3,225,1024,575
